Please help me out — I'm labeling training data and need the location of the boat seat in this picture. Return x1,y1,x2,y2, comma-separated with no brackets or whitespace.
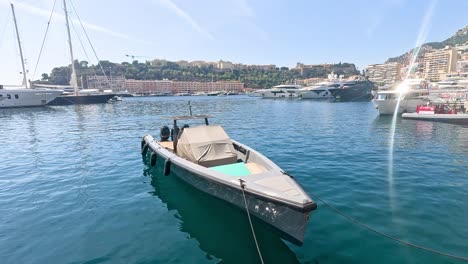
159,141,174,151
210,162,251,176
245,162,267,174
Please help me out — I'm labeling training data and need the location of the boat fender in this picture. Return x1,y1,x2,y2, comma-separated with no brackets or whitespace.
163,159,171,176
150,151,157,166
141,142,149,156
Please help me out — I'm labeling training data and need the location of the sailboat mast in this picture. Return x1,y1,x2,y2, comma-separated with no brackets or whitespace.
63,0,78,95
10,4,28,88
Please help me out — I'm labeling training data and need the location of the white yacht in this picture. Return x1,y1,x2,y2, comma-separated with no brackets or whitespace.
436,77,468,90
431,77,468,102
0,86,62,108
373,89,430,115
299,82,339,100
246,89,268,97
0,4,61,108
262,84,303,99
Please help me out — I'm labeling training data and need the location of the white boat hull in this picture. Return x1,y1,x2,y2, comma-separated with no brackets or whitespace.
0,89,62,108
262,89,300,99
299,89,332,99
402,113,468,124
373,98,425,115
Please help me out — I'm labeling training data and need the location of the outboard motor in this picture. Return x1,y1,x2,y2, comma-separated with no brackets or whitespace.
160,126,170,142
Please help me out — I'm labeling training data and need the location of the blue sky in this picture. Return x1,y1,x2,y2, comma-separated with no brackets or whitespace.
0,0,467,84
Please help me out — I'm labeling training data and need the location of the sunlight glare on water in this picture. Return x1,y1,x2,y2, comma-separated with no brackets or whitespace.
387,0,437,210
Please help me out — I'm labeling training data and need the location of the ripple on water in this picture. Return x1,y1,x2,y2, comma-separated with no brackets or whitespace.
0,97,467,264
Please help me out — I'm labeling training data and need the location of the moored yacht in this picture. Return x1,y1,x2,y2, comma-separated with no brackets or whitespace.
207,91,221,96
299,83,339,100
0,4,61,108
430,77,468,102
328,80,376,102
436,77,468,90
0,86,62,108
373,89,430,115
262,84,302,99
34,0,115,106
247,89,268,97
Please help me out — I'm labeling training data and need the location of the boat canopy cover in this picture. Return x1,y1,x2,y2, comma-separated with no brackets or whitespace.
177,125,237,167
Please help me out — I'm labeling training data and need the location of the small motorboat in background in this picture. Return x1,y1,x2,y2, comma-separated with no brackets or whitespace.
402,103,468,125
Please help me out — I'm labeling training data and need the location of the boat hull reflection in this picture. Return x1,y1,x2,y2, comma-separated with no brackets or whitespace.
144,160,300,263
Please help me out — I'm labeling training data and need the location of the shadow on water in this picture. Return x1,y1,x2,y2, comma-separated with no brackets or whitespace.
142,157,300,264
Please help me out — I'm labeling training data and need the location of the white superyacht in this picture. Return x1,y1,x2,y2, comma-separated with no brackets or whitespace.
0,4,61,108
373,79,429,115
262,84,303,98
299,82,340,100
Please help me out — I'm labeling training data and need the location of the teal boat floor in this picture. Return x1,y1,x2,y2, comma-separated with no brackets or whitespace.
210,162,251,176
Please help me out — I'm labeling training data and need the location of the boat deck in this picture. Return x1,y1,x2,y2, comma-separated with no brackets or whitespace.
156,140,267,175
159,141,174,151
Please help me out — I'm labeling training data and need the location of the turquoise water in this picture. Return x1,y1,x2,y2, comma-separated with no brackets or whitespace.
1,96,467,263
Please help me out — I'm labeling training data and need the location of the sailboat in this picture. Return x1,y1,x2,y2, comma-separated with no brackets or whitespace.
44,0,115,105
0,4,62,108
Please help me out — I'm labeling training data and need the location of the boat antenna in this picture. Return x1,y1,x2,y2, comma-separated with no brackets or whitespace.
63,0,78,95
188,101,192,116
10,4,28,88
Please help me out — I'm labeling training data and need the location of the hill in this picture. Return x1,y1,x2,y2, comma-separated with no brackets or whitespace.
38,60,360,89
386,25,468,64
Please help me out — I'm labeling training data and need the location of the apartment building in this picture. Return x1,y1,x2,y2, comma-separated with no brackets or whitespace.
365,62,401,85
125,80,173,94
125,79,244,94
87,75,127,91
456,52,468,73
423,46,458,81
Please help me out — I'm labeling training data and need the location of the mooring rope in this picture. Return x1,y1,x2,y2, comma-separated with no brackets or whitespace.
239,179,264,264
308,191,468,262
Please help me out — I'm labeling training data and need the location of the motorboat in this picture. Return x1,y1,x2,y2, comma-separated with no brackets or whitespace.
373,89,430,115
141,115,316,245
402,104,468,125
262,84,303,99
328,80,376,102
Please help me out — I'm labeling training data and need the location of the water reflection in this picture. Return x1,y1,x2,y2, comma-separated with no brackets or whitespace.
143,161,300,264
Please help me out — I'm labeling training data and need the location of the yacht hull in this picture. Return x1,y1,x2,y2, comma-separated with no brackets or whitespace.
0,89,62,108
329,87,373,102
373,98,425,115
48,94,116,105
262,90,300,99
300,89,332,99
